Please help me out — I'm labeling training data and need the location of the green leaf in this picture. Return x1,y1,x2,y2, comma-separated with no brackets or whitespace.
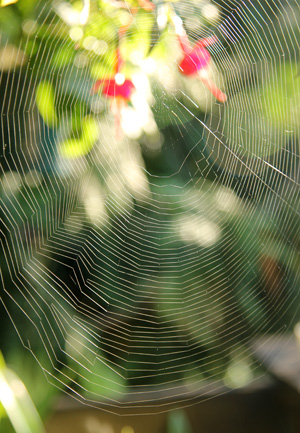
59,117,99,158
35,81,57,127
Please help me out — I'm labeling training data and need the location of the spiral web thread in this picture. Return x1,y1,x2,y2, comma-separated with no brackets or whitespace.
0,0,299,415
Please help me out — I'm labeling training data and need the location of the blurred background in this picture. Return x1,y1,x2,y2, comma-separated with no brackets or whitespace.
0,0,300,432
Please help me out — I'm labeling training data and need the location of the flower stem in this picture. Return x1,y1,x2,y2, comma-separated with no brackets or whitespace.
198,69,227,103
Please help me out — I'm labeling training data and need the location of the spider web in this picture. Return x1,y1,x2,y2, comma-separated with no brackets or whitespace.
0,0,299,415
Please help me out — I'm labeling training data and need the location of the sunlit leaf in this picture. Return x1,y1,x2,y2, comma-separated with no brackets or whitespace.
35,81,57,127
82,116,99,143
59,117,99,158
262,62,300,128
0,0,18,7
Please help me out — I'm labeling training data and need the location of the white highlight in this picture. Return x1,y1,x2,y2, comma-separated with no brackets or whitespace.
178,215,221,247
115,73,126,85
54,0,90,26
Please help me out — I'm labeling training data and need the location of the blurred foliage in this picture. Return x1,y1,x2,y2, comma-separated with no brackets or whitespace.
0,352,46,433
0,0,299,415
167,409,193,433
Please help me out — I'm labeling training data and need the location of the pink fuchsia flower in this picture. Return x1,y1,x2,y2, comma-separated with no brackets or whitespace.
92,45,136,139
92,75,135,100
92,73,136,140
178,35,227,103
178,43,211,76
